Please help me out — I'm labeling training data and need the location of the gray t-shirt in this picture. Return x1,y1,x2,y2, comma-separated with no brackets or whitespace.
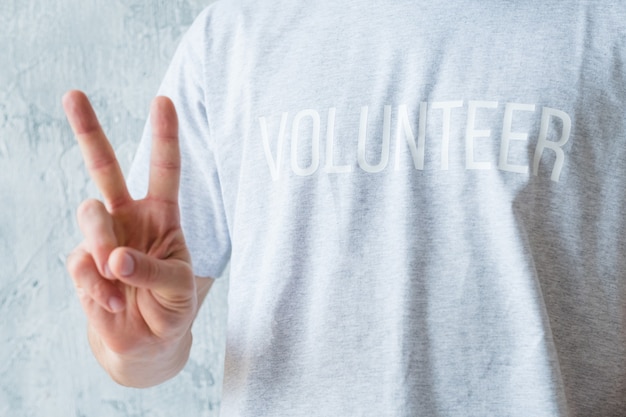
129,1,626,415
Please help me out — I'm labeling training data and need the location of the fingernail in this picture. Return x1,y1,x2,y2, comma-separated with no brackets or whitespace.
120,253,135,277
108,296,125,313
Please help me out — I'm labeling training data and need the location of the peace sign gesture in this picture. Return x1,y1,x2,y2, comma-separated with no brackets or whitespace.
63,91,212,387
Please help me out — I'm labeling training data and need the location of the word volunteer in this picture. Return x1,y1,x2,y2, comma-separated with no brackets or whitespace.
259,101,572,182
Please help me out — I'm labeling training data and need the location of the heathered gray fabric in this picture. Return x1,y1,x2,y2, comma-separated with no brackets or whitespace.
128,1,626,416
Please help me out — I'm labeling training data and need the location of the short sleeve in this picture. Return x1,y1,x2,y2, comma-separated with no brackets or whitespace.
126,8,231,279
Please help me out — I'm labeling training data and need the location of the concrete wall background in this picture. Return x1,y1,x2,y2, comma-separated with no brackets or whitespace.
0,1,227,416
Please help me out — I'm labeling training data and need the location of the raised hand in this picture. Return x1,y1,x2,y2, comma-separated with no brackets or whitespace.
63,90,212,387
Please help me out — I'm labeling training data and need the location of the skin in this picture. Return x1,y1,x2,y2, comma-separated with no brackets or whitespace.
63,90,214,388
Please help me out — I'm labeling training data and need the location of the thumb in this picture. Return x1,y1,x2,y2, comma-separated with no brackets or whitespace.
107,247,195,295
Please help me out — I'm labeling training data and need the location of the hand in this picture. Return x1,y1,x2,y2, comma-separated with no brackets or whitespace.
63,90,205,385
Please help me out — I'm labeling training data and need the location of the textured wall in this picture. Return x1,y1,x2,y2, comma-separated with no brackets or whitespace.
0,1,227,416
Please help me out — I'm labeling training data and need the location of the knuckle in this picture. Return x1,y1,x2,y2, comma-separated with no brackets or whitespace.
66,248,92,277
90,278,111,302
65,249,79,273
152,157,181,172
77,199,109,231
87,153,117,173
75,200,115,264
77,198,104,218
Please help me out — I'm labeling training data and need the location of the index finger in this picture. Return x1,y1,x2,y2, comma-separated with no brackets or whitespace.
63,90,131,210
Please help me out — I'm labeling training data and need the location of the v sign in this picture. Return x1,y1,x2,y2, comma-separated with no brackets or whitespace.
63,90,212,388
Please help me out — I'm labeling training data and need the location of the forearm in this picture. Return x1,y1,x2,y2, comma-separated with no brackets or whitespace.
88,325,193,388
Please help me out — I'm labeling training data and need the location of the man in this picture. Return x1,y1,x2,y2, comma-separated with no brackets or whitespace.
65,1,626,416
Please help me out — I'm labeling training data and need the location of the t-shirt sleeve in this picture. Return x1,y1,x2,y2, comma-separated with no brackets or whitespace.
126,8,231,279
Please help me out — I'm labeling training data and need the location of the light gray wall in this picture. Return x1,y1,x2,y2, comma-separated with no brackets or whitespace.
0,1,227,416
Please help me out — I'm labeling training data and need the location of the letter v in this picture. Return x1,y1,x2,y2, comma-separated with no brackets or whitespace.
259,112,288,181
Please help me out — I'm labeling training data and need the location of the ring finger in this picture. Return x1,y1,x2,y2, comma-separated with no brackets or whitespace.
67,246,126,314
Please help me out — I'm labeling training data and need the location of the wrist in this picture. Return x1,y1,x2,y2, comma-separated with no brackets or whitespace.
89,326,193,388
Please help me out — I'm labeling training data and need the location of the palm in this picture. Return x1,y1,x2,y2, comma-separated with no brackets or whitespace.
96,199,194,353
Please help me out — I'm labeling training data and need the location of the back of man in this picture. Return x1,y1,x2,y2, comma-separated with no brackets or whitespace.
127,1,626,415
